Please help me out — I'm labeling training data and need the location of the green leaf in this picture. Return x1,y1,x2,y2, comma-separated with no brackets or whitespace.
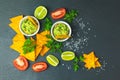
64,9,78,23
43,17,52,30
79,56,85,62
73,56,79,63
55,43,61,48
46,34,52,38
22,38,36,54
58,49,62,53
73,64,79,72
43,17,63,54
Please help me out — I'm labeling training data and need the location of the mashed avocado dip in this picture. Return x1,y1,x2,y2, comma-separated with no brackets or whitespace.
21,18,38,35
53,23,69,39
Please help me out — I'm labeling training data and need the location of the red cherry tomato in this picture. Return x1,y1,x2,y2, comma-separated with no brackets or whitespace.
32,62,48,72
13,56,28,71
51,8,66,19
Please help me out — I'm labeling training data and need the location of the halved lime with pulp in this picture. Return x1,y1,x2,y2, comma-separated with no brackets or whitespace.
46,54,59,67
61,51,75,61
34,6,47,20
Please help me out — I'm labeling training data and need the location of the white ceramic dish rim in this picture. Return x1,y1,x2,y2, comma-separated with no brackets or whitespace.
51,21,72,42
19,16,40,36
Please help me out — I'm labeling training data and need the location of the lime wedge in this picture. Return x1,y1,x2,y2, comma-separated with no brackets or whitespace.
34,6,47,20
46,54,59,67
61,51,75,61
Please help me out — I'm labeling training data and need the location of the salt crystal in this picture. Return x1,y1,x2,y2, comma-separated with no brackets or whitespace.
63,16,95,54
62,64,64,66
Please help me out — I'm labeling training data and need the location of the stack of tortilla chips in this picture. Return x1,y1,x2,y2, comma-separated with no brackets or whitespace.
83,51,101,69
9,15,50,61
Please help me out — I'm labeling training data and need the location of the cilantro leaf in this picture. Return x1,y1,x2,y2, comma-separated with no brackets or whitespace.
45,34,63,53
79,56,85,62
64,9,78,23
73,64,80,72
43,17,52,30
22,38,36,54
72,56,80,71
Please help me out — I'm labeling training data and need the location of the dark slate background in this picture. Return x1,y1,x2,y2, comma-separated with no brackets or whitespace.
0,0,120,80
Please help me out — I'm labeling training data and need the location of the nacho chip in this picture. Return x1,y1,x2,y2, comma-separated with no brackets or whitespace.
30,36,42,58
83,51,101,69
36,33,49,45
35,31,50,57
20,50,36,61
40,46,50,56
10,34,25,53
10,43,23,53
9,22,21,34
35,45,43,58
40,30,50,36
12,34,25,42
35,34,43,58
9,15,23,34
95,61,101,67
20,37,36,61
10,15,23,23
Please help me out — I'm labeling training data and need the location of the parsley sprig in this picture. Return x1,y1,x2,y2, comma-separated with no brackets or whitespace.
64,9,78,23
73,55,84,71
45,35,63,53
43,17,53,30
22,38,36,54
43,17,63,53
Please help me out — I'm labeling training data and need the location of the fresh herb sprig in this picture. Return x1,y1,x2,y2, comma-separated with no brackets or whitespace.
73,56,80,71
43,17,53,31
22,38,36,54
64,9,78,23
45,35,63,53
43,17,63,53
73,55,84,71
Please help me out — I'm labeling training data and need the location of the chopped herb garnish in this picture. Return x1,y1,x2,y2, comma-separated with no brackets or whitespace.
73,56,80,71
43,17,63,53
73,63,80,72
43,17,53,30
45,34,63,53
22,38,36,54
64,9,78,23
79,55,85,62
72,55,85,71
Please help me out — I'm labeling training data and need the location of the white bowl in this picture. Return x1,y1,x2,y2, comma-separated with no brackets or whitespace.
51,21,72,42
19,16,40,36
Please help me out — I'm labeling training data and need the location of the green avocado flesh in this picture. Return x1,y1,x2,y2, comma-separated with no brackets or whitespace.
21,19,37,35
53,23,69,38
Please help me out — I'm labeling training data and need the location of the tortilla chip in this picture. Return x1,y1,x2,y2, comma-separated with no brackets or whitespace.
9,22,21,34
95,61,101,67
83,51,101,69
30,36,42,58
10,43,23,53
10,15,23,23
9,15,23,34
20,50,36,61
40,46,50,56
40,30,50,36
35,31,50,57
36,34,49,45
10,34,25,53
83,53,88,58
35,45,43,58
12,34,25,42
85,63,92,70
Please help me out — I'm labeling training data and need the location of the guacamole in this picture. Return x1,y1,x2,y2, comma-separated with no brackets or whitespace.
53,23,69,39
21,18,37,35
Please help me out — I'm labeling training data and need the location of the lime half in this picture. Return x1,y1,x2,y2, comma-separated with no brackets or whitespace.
34,6,47,20
46,54,59,67
61,51,75,61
